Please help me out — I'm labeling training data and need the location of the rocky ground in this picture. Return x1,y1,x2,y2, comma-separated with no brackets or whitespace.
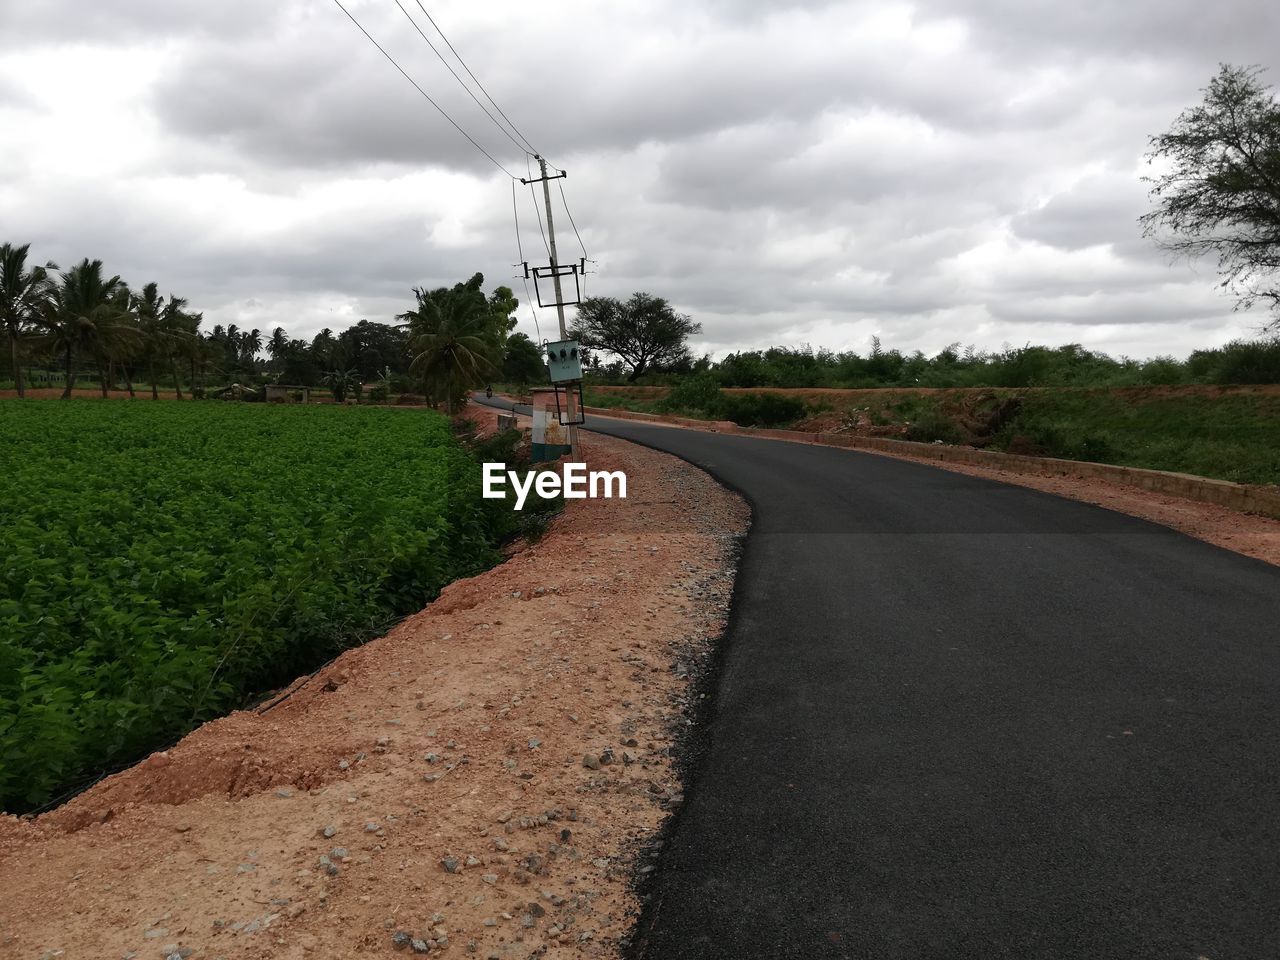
0,412,749,960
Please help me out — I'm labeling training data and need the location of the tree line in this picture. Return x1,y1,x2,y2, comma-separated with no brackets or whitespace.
0,244,547,404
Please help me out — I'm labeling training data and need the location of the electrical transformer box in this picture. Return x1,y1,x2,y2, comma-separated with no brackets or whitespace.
546,339,584,383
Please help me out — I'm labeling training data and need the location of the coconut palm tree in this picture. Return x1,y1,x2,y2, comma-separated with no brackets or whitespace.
0,242,58,398
37,259,135,399
399,286,501,415
136,282,167,399
159,295,193,399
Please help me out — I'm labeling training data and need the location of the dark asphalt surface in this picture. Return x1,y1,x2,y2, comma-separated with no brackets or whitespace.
481,398,1280,959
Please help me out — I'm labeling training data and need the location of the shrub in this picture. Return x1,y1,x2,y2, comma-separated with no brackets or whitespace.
904,410,964,444
715,391,807,427
657,374,721,414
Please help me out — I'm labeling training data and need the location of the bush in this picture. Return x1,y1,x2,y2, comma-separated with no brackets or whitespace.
715,391,807,427
1209,338,1280,385
904,410,964,444
657,374,721,414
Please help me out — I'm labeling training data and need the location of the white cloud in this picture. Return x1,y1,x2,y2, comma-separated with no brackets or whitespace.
0,0,1275,359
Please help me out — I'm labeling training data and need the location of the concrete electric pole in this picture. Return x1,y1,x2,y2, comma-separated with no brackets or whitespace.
530,154,579,452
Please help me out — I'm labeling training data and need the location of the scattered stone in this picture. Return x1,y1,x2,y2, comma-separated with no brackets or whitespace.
527,738,541,750
275,789,293,798
322,825,337,839
143,929,169,939
338,759,350,770
410,938,431,954
481,874,498,885
465,856,481,867
582,754,601,771
441,857,460,874
364,822,381,833
329,847,349,861
424,753,442,764
392,930,413,950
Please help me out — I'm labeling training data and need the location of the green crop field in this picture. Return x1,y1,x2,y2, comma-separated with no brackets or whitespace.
0,401,521,812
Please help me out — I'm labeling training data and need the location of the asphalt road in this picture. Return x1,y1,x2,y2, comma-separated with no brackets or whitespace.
480,398,1280,959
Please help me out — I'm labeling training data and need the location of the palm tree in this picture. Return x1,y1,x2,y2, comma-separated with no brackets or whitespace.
160,295,192,399
0,242,57,398
399,286,501,415
323,367,359,403
136,282,167,399
240,328,262,366
267,326,288,375
37,259,134,399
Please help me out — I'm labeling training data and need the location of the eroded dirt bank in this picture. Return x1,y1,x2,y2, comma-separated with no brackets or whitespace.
0,422,749,960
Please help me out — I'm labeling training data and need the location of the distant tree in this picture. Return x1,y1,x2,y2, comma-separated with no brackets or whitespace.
323,367,360,403
502,332,547,385
267,326,289,368
0,242,57,397
570,293,701,382
1141,64,1280,324
400,285,501,415
37,259,135,398
336,320,411,381
160,294,197,398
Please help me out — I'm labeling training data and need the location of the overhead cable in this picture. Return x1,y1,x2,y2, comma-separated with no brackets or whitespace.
411,0,541,156
331,0,516,178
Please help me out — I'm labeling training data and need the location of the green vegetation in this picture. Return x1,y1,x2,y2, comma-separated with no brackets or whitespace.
0,402,549,813
2,238,544,406
990,390,1280,485
644,338,1280,391
584,383,1280,486
654,375,808,427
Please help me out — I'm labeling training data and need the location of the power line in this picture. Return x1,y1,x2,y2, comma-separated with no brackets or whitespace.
511,181,542,342
410,0,540,156
330,0,516,178
393,0,528,157
526,155,552,257
556,179,589,259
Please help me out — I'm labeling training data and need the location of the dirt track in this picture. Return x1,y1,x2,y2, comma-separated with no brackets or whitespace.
0,413,748,960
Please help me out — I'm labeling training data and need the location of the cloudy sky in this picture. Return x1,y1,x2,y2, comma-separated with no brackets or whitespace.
1,0,1276,360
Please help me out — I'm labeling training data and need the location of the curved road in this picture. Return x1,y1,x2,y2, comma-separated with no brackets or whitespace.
483,399,1280,959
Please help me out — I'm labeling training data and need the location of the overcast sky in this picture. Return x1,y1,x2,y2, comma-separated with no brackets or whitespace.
2,0,1276,360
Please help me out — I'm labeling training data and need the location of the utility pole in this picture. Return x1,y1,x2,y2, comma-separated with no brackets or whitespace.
532,154,578,452
538,155,567,342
